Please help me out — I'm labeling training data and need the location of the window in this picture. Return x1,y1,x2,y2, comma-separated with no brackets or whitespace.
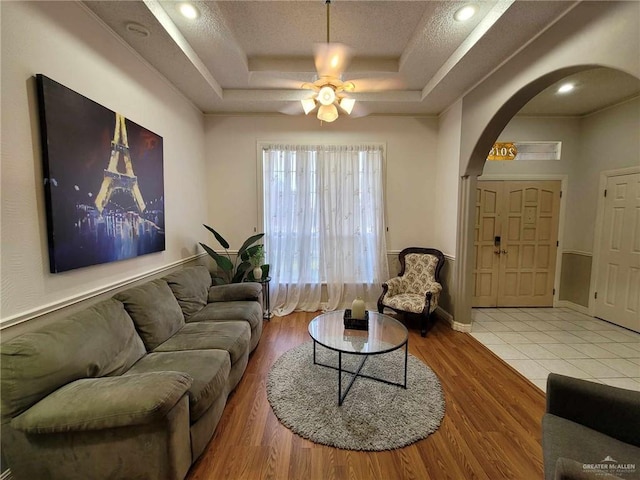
261,144,389,314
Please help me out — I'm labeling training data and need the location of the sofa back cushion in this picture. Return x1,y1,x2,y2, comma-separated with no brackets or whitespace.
115,279,185,351
163,266,211,319
0,299,145,421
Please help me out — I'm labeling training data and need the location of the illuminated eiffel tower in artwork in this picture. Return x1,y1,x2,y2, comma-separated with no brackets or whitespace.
95,113,146,214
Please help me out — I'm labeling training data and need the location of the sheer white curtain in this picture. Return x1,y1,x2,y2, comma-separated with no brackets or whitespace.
263,144,389,316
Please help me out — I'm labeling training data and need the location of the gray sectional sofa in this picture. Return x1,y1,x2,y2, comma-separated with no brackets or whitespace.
1,265,263,480
543,373,640,480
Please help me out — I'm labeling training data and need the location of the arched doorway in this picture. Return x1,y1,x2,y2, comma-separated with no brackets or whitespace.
456,66,640,330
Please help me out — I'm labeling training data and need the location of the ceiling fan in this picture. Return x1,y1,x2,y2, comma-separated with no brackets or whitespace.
299,0,359,122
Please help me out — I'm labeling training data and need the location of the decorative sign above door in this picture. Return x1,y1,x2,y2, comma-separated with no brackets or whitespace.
487,141,562,161
487,142,518,161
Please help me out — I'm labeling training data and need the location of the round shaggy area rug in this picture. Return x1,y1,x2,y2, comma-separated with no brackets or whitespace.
266,341,445,451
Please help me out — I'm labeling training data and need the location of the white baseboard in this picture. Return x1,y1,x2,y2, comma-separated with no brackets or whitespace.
555,300,590,316
436,306,471,332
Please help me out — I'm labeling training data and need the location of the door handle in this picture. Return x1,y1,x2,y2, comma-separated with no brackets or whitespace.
494,250,500,255
501,249,508,254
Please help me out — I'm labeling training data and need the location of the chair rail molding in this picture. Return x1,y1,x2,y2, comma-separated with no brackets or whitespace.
1,253,206,330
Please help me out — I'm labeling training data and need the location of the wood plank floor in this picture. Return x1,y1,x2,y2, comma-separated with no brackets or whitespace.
187,312,546,480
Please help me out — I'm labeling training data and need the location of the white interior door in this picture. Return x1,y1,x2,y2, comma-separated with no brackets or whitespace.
594,172,640,332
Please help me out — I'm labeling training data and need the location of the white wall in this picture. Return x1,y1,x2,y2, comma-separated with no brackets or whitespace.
434,101,463,258
203,115,445,253
573,97,640,252
0,2,207,325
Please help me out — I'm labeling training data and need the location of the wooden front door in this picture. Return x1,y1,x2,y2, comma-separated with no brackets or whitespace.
594,172,640,332
473,180,561,307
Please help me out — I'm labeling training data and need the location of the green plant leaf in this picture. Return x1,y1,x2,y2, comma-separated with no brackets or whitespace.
199,242,217,259
261,263,270,279
199,243,233,272
232,261,251,283
243,244,263,262
203,224,230,249
237,233,264,257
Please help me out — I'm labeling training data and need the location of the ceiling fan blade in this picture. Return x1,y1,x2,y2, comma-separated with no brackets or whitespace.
348,102,370,118
249,72,311,89
348,77,406,92
314,43,353,78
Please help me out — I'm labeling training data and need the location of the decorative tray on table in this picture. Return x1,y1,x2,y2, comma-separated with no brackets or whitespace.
343,309,369,330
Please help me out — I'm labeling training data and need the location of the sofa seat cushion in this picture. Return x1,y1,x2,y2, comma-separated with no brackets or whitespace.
11,372,192,433
164,266,212,319
382,292,439,314
115,279,185,351
0,299,145,421
188,301,262,330
126,350,230,423
542,413,640,479
154,321,250,365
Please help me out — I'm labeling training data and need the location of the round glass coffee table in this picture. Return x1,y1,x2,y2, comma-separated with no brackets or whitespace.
308,310,409,405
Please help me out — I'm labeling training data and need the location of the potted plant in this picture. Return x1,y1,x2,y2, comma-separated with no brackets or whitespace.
248,244,265,281
199,225,264,284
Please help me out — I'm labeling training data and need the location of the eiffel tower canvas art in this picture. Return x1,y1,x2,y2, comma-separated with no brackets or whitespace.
36,74,165,273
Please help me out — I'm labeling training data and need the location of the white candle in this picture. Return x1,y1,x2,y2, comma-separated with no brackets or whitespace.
351,297,366,320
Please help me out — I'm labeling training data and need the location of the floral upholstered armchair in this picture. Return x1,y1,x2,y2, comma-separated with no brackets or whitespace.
377,247,445,337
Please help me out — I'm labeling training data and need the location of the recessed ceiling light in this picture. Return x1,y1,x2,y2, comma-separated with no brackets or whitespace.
454,5,477,22
179,3,199,20
557,83,575,94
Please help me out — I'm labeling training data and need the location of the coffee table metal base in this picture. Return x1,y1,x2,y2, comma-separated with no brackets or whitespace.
312,340,408,406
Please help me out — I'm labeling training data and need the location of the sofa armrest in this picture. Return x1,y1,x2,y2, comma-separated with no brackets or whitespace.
208,283,262,303
546,373,640,447
11,372,192,433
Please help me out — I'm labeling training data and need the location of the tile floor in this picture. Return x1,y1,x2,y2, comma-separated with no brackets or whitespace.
470,307,640,392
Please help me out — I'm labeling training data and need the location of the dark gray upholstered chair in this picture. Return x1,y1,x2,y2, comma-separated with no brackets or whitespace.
377,247,444,337
542,373,640,480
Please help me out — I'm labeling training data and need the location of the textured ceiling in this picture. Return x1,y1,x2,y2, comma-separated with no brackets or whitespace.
83,1,640,117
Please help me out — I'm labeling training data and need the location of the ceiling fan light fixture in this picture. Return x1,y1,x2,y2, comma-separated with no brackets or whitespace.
301,98,317,115
318,85,337,106
317,104,339,122
342,82,356,92
339,97,356,114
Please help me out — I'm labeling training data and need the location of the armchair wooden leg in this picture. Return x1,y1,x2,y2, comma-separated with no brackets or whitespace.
421,296,432,337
